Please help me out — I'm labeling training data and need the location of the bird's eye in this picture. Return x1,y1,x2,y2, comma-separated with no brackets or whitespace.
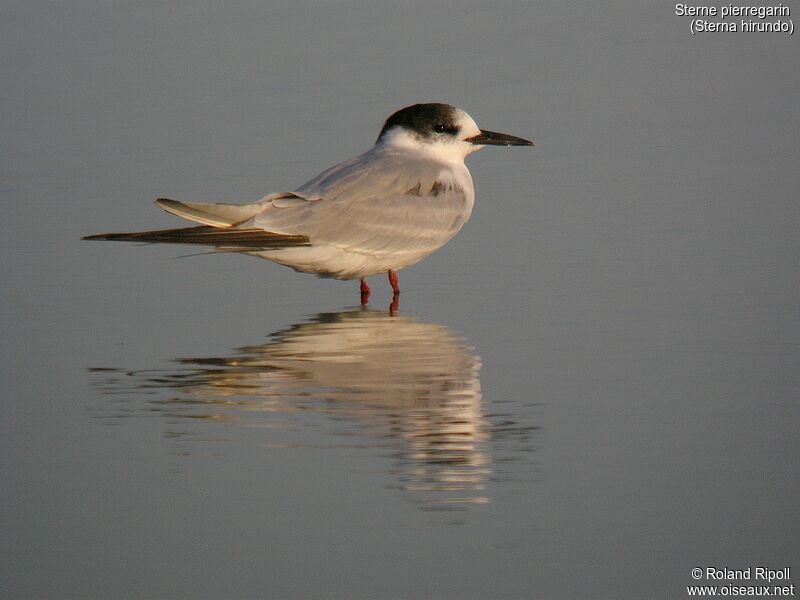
433,123,451,134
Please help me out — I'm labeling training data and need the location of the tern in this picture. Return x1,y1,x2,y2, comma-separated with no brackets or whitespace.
84,103,533,305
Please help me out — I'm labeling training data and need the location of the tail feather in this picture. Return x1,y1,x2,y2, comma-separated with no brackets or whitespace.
155,198,266,228
83,225,309,249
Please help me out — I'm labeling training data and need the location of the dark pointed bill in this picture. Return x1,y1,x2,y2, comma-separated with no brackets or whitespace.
465,129,534,146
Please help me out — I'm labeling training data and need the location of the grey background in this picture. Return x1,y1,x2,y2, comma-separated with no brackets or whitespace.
2,1,798,599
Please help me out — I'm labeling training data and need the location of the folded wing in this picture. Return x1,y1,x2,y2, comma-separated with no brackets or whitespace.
249,149,475,259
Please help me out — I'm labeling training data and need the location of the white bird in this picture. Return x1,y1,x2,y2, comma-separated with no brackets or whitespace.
85,103,533,304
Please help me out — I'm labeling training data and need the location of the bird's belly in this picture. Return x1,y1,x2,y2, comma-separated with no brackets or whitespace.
248,243,446,280
249,186,474,279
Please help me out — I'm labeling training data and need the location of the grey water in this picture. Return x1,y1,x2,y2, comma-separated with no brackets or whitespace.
2,2,798,599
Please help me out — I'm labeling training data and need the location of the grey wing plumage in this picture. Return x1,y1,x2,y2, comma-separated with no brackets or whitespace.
83,147,474,278
251,149,475,258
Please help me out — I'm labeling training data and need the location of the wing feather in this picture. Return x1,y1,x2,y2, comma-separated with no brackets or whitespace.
83,225,309,248
251,148,474,258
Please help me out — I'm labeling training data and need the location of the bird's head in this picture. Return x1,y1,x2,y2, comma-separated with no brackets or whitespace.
376,103,533,162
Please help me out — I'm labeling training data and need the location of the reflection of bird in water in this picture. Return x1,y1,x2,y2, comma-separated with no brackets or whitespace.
92,308,493,510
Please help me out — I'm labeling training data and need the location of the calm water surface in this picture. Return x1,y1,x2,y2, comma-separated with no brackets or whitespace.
2,2,798,599
89,308,534,512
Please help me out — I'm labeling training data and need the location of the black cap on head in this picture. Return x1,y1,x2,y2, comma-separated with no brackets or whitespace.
377,103,459,142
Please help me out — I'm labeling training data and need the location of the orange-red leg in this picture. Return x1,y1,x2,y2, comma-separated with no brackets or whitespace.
388,270,400,294
387,270,400,314
360,278,371,305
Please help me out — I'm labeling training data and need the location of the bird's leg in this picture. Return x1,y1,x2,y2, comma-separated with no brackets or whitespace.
387,270,400,294
360,278,371,305
387,270,400,315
